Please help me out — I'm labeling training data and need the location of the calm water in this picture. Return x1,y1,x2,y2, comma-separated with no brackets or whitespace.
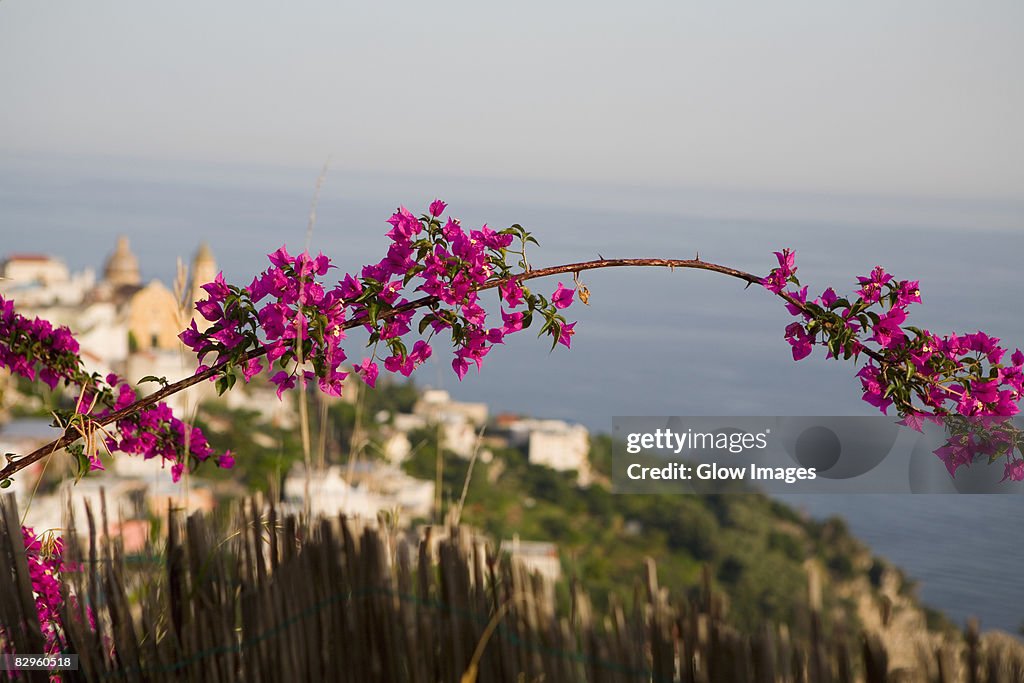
2,155,1023,633
777,494,1024,634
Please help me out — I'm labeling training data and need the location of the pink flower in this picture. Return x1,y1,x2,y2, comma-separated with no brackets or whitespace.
499,280,525,307
966,331,1005,364
501,310,524,334
857,363,892,414
857,266,892,304
551,283,575,310
895,280,922,309
1002,459,1024,482
762,249,797,294
270,371,297,399
241,358,263,382
820,288,838,308
268,245,294,269
429,199,447,217
871,308,907,349
195,298,222,322
784,322,813,361
337,274,363,301
452,355,470,380
409,340,432,366
898,412,927,433
971,380,1000,404
385,206,422,241
784,286,809,318
935,440,972,477
557,321,577,349
200,272,230,300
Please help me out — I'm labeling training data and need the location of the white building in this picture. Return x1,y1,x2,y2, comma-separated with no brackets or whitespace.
124,348,213,416
21,301,129,378
382,431,412,465
282,464,434,524
500,536,562,583
408,389,487,458
224,383,297,430
0,254,95,307
413,389,488,426
507,418,591,482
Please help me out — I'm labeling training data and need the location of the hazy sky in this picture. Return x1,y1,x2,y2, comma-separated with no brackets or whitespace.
2,1,1022,201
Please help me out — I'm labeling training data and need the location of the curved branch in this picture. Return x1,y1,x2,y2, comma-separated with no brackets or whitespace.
0,256,870,482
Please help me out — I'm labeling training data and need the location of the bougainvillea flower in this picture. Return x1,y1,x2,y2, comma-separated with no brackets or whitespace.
551,283,575,310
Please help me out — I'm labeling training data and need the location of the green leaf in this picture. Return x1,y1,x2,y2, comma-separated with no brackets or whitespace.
355,288,378,304
310,323,325,345
389,339,408,359
137,375,168,387
803,303,824,317
67,444,90,482
403,267,421,286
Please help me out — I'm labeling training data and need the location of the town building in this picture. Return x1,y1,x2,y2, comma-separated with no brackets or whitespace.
282,463,434,523
499,536,562,583
506,418,592,484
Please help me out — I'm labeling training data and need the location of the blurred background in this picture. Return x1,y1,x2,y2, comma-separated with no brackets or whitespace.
1,0,1022,636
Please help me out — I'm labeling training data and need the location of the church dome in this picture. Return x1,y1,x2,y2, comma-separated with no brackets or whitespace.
104,236,141,286
194,241,215,265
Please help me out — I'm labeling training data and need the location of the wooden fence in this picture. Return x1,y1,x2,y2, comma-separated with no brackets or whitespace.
1,494,1022,682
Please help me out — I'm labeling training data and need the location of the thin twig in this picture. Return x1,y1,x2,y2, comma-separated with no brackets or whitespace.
452,422,488,528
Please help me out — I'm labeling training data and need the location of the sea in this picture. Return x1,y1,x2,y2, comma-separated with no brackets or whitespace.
2,153,1023,634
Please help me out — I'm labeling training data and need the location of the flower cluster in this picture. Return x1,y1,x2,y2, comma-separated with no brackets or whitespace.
1,295,231,484
179,200,577,403
0,527,67,656
180,250,349,399
22,527,66,654
96,374,234,482
763,252,1024,478
0,296,84,390
0,527,96,670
